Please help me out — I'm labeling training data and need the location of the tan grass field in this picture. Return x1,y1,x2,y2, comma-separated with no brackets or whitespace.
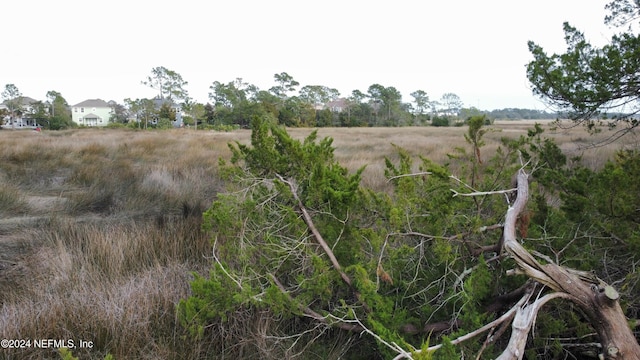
0,121,636,359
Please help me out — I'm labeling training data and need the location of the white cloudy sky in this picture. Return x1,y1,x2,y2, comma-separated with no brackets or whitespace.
2,0,615,110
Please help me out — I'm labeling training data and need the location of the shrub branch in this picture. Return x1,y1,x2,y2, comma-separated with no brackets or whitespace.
276,174,353,288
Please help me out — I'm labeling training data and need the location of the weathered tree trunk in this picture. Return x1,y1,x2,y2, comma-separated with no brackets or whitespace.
499,169,640,359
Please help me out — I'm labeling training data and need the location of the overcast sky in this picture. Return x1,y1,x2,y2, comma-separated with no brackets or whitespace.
2,1,615,110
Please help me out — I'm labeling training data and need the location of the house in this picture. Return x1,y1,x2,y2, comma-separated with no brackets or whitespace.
1,96,42,128
153,96,184,127
71,99,113,127
324,98,349,113
130,96,184,127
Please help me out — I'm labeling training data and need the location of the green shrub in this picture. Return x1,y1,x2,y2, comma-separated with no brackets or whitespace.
105,122,126,129
179,115,527,358
156,118,173,129
431,115,450,127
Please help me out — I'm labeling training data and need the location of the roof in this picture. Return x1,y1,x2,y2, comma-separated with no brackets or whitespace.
20,96,39,105
2,96,39,106
325,98,348,109
72,99,110,108
82,113,102,119
153,96,181,109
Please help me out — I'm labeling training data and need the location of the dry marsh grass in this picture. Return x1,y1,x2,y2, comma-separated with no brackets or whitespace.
0,122,635,359
0,129,221,359
283,121,638,190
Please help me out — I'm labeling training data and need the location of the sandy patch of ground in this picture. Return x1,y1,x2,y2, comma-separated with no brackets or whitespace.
26,195,68,213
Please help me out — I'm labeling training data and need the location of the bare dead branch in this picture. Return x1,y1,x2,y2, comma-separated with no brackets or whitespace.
387,171,432,182
496,291,574,360
389,224,504,258
268,273,363,333
477,310,514,360
344,311,416,358
500,169,640,359
276,174,353,287
376,235,391,290
210,236,243,289
392,290,533,360
450,188,517,198
405,168,639,359
449,174,478,192
387,231,439,240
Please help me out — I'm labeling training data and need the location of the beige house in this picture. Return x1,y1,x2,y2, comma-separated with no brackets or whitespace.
71,99,112,126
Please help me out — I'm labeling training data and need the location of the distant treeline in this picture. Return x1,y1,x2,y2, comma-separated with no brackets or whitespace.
460,108,558,120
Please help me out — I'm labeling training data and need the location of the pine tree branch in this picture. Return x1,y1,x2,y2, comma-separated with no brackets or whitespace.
268,273,363,332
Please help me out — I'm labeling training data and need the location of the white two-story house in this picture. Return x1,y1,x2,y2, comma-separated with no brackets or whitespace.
71,99,113,127
1,96,41,128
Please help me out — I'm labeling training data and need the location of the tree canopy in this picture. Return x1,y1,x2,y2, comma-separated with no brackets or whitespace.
1,84,22,120
6,65,560,131
142,66,189,101
527,0,640,142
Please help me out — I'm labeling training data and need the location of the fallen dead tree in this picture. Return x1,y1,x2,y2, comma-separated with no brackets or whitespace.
396,168,640,359
499,169,640,359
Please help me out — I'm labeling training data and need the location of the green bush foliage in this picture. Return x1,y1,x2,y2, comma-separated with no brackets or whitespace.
430,115,450,127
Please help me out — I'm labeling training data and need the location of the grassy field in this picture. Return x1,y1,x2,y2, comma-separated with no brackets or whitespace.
0,121,636,359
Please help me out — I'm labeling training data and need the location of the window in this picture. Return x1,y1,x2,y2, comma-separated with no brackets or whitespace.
81,108,84,113
74,108,77,112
